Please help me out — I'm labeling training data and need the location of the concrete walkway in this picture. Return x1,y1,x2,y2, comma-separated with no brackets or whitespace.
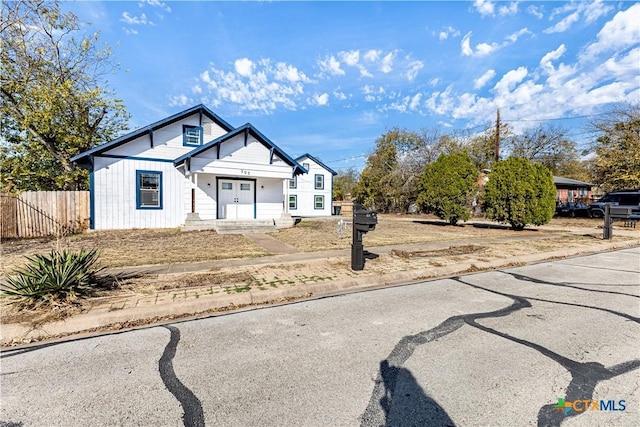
2,228,639,347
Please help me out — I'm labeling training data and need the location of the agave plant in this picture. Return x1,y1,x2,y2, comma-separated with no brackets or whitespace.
1,248,106,307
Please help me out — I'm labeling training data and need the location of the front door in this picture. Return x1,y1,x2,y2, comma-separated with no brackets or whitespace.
218,179,255,219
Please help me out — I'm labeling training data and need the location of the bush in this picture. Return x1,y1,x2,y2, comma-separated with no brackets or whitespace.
483,157,556,230
417,152,478,225
1,248,107,308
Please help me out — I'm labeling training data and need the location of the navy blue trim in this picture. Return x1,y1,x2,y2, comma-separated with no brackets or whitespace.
174,123,307,175
71,104,234,164
289,194,298,210
295,153,337,175
89,170,95,229
136,170,163,210
314,174,325,190
183,124,203,147
314,195,325,210
98,154,175,163
148,129,154,148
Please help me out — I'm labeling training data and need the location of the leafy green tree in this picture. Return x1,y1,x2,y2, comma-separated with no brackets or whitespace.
466,121,513,171
1,0,129,192
417,152,478,225
483,157,556,230
353,132,398,211
333,168,359,200
589,103,640,191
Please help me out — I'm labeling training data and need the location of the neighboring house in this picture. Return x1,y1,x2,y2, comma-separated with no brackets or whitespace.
71,104,310,230
553,176,594,203
288,154,337,217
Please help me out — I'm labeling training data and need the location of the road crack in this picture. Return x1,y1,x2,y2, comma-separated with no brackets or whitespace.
159,325,205,427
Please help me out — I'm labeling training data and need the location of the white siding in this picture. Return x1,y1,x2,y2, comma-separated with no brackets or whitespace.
93,156,187,229
291,156,333,216
255,178,285,219
190,136,293,179
103,114,228,161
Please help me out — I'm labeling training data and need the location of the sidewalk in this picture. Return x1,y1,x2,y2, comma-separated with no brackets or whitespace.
2,228,639,347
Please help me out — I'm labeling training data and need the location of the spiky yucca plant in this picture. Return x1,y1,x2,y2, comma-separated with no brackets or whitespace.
1,249,106,308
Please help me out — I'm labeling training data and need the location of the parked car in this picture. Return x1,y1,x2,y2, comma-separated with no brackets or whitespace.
588,190,640,218
555,202,592,218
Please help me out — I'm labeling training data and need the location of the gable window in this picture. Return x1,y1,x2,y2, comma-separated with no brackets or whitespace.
136,170,162,209
303,162,310,171
314,195,324,210
314,174,324,190
183,125,203,146
289,176,297,189
289,195,297,210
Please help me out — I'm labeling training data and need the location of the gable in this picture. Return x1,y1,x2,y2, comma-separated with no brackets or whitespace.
71,104,234,168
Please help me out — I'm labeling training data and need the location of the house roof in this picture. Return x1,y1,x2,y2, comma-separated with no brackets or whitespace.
295,153,337,175
553,176,594,187
174,123,307,175
70,104,234,167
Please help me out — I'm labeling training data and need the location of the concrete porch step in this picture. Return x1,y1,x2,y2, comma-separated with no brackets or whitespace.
182,219,278,234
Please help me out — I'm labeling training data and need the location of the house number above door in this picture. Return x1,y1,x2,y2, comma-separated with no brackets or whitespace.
240,170,251,175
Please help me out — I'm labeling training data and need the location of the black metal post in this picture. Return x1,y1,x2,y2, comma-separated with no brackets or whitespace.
351,225,364,270
603,203,613,240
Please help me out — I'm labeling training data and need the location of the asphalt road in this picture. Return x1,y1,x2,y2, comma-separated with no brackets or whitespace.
1,248,639,427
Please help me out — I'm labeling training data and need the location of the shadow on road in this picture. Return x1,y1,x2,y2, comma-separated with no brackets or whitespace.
366,360,456,427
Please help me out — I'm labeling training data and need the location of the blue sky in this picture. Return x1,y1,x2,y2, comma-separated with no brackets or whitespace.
66,1,640,171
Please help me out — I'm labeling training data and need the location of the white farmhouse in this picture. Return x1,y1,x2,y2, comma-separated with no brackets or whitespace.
71,105,335,232
287,154,337,217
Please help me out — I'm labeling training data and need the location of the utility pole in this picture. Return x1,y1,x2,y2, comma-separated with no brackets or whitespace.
495,108,500,163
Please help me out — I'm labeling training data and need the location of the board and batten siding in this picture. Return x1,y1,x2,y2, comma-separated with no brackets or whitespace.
103,115,228,161
93,156,187,229
292,157,333,216
190,135,293,180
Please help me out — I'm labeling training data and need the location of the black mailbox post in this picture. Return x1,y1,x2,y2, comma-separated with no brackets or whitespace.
352,207,378,270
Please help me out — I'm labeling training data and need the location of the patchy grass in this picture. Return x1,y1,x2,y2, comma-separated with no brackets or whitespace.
1,229,268,273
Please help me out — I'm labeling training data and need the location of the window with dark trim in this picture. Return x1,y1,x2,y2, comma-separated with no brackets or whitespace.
183,125,203,146
136,170,162,209
314,195,324,210
289,176,297,189
303,162,310,171
289,195,297,210
314,174,324,190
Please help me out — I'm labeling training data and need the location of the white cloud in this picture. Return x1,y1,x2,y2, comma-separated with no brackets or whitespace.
582,3,640,60
192,85,202,94
317,55,345,76
364,50,381,62
527,5,544,19
544,0,613,34
475,42,499,57
406,61,424,81
498,2,518,17
234,58,254,77
333,88,347,101
121,12,152,25
438,26,460,41
539,45,566,72
409,93,422,110
274,62,310,83
339,50,360,67
123,27,138,35
312,93,329,106
169,94,190,107
493,67,528,96
141,0,172,12
506,28,532,43
474,69,496,89
474,0,495,17
196,59,312,114
380,51,397,73
461,33,473,56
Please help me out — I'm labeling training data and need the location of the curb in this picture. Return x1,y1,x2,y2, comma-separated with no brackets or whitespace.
1,239,638,348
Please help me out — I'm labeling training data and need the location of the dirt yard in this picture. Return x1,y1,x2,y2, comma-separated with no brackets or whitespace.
0,215,623,274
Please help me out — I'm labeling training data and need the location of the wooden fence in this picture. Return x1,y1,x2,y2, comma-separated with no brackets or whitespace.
1,191,90,239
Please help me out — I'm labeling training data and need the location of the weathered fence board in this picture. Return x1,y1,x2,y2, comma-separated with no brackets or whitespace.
0,191,90,239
